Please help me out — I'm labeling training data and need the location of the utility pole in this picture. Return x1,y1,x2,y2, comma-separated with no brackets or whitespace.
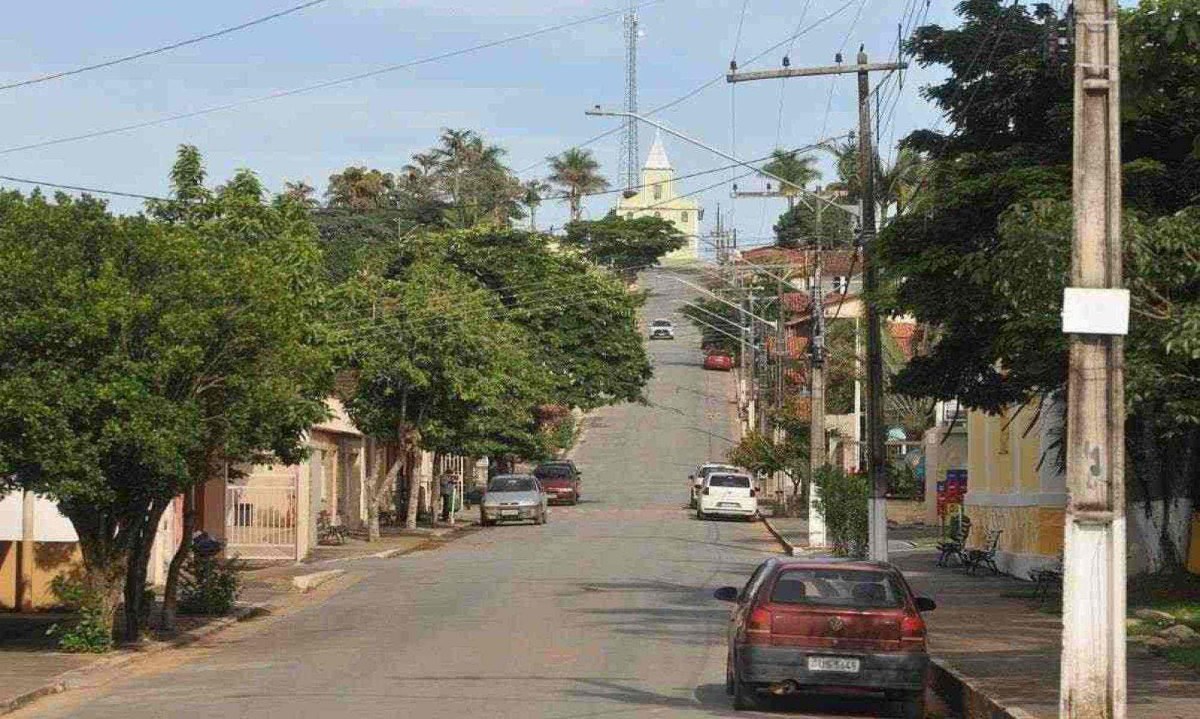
809,204,828,548
775,274,787,502
729,49,903,563
1060,1,1126,716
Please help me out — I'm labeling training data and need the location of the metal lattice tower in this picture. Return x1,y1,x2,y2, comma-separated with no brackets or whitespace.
620,1,639,196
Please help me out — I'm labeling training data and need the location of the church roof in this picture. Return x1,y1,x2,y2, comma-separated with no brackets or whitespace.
644,130,671,170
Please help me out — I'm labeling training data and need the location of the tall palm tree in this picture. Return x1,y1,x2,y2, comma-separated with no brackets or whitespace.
822,141,926,221
761,149,822,208
546,148,609,222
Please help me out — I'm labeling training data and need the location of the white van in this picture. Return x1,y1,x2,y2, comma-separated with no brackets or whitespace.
696,472,758,520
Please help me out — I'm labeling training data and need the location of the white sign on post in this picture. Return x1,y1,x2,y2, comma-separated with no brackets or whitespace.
1061,287,1130,335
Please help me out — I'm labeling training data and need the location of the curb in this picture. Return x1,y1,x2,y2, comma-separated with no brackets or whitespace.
291,569,345,592
929,657,1035,719
760,515,798,556
1,602,267,716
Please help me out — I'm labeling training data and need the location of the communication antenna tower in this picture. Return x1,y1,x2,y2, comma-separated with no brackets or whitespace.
620,0,639,198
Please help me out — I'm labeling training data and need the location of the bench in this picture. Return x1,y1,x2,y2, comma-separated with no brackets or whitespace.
1029,560,1063,601
317,511,350,545
936,517,973,567
964,529,1003,575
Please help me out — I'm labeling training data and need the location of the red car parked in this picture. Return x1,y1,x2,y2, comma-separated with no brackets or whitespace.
703,350,734,371
714,558,935,717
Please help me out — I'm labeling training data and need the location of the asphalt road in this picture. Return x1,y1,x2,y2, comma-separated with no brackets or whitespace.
20,272,907,719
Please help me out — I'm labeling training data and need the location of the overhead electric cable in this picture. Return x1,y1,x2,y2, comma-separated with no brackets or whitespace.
0,0,330,92
0,0,667,157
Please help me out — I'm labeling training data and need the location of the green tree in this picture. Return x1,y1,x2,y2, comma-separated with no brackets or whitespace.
432,128,524,228
773,203,856,249
522,179,551,232
878,0,1200,569
547,148,609,221
0,148,332,641
401,227,654,411
561,212,685,275
334,258,544,534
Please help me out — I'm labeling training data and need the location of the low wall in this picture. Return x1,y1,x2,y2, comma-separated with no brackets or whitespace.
887,499,928,525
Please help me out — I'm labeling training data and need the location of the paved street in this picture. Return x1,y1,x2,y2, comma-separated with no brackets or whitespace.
15,274,908,719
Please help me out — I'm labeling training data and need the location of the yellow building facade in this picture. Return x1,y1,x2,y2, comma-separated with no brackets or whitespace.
963,397,1066,577
615,131,700,263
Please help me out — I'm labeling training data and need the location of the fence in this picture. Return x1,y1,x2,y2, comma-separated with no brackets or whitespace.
226,480,299,560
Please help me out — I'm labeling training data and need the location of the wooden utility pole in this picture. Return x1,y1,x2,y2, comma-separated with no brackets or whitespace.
1061,0,1126,716
729,50,902,562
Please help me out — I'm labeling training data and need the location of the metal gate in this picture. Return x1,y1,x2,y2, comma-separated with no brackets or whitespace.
226,480,298,560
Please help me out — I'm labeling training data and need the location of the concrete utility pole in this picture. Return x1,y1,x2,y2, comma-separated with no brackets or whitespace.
809,206,828,548
1060,1,1126,716
729,50,903,563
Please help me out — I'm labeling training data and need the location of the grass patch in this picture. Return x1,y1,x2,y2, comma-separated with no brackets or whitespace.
1162,645,1200,674
1128,571,1200,630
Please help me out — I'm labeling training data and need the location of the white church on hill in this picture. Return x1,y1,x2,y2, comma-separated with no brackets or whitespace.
615,131,701,264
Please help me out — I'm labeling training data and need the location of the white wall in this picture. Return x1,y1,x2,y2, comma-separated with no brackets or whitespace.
0,492,77,542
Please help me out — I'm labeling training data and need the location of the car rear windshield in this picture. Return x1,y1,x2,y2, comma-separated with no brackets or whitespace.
652,320,672,326
708,474,751,488
769,568,904,609
487,477,536,492
700,465,738,477
534,464,572,477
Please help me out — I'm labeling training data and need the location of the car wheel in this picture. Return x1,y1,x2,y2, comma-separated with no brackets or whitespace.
899,690,925,719
732,671,759,710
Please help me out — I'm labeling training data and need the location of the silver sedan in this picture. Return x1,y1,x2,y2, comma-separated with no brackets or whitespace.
479,474,549,526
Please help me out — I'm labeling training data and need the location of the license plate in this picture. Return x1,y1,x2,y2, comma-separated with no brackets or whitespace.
807,656,860,673
719,502,739,508
500,510,518,517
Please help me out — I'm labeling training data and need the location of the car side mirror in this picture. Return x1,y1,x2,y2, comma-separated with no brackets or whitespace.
713,586,739,602
915,597,936,612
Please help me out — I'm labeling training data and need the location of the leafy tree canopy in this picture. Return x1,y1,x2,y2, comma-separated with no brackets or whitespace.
562,212,686,274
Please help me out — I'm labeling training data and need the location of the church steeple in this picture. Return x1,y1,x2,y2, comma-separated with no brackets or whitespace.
644,130,671,170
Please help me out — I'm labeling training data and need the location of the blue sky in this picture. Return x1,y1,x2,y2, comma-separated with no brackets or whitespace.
0,0,966,246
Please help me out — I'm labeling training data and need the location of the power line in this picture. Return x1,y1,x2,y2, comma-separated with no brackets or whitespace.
0,0,668,157
0,173,172,201
0,0,330,92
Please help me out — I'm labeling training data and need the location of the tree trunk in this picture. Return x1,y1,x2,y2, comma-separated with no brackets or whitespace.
122,499,167,643
161,489,195,632
367,441,404,542
403,449,421,530
69,522,126,644
1127,413,1198,573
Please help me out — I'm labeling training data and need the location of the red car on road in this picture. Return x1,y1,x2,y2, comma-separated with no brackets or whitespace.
532,461,581,505
703,350,734,371
714,558,936,717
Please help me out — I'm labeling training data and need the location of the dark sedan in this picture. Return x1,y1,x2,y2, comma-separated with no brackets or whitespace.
714,557,936,718
533,460,581,505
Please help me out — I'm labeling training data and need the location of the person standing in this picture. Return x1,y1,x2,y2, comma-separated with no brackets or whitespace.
439,474,458,523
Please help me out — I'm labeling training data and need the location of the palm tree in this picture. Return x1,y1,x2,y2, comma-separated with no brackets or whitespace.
282,180,318,209
822,141,925,221
761,149,822,208
522,179,551,232
546,148,609,222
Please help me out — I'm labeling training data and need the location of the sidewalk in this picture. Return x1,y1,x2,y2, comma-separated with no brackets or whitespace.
0,522,473,716
896,550,1200,719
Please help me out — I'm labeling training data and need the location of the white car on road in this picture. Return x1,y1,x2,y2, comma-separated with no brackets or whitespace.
689,463,739,508
649,318,675,340
696,471,758,521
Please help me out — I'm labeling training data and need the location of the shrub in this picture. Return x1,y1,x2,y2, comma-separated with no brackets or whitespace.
179,553,243,616
46,576,113,653
814,466,869,558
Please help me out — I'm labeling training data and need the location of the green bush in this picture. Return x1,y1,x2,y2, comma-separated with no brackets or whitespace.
46,576,113,653
814,466,869,558
179,553,242,616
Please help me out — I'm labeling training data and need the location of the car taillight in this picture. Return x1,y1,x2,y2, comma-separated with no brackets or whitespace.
901,612,926,649
746,606,772,642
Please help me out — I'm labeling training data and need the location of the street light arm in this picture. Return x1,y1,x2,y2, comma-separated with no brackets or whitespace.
585,108,854,219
